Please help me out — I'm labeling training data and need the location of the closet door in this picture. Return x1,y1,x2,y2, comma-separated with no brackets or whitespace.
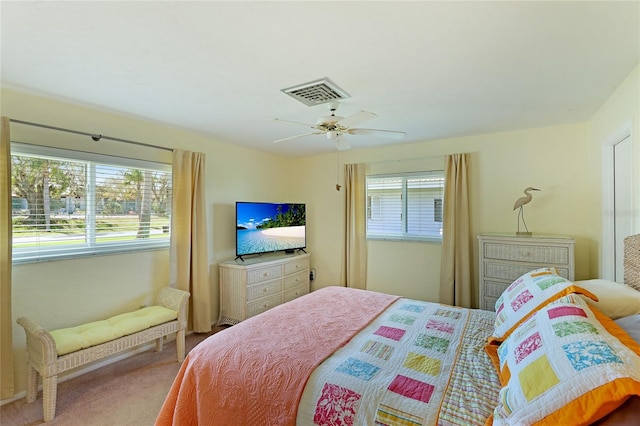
613,135,633,282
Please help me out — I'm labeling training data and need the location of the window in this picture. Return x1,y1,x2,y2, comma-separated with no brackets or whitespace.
11,143,172,263
366,171,444,242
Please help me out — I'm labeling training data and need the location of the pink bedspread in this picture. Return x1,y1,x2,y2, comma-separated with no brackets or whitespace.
155,286,399,426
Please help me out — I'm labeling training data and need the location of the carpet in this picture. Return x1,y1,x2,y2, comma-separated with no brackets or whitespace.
0,328,222,426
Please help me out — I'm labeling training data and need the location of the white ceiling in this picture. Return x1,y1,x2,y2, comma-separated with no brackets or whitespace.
1,1,639,157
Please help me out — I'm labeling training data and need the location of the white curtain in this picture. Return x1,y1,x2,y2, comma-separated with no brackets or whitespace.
439,153,473,308
341,163,367,289
1,117,14,398
170,149,211,332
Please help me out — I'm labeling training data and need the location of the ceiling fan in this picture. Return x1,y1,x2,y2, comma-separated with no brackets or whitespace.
271,101,405,151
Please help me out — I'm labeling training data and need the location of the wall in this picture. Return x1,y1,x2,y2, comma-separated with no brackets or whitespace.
589,63,639,172
290,123,597,303
291,63,640,302
2,87,292,397
3,61,638,399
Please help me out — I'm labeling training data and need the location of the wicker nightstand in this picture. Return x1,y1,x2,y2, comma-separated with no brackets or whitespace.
478,234,575,311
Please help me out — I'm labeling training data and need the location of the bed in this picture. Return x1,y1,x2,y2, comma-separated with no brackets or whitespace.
156,235,640,426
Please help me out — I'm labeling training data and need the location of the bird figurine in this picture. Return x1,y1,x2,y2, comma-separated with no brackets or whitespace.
513,187,540,235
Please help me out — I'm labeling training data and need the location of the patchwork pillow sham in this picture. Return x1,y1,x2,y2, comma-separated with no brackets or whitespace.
490,267,598,342
574,279,640,320
490,294,640,426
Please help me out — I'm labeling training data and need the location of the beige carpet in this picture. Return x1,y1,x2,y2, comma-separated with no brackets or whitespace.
0,328,223,426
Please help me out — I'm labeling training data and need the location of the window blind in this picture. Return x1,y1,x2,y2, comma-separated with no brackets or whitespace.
11,143,172,263
366,171,444,241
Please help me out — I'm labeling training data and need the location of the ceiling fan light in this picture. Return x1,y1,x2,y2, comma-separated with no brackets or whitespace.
327,131,339,139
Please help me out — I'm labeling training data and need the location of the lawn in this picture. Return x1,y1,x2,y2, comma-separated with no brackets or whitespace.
12,215,170,248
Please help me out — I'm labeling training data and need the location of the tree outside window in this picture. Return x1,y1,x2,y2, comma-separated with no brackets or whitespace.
10,144,172,263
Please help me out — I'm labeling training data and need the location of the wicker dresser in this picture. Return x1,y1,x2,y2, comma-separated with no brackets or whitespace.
478,234,575,311
218,252,310,325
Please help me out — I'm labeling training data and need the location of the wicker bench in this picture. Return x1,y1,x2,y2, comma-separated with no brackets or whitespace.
17,287,190,422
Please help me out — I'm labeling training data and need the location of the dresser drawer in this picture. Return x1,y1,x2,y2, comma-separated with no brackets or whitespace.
247,265,283,284
484,262,571,282
284,283,308,303
284,270,309,290
284,257,309,275
247,294,283,317
247,279,283,301
218,253,311,325
482,297,499,312
484,280,510,298
483,243,570,265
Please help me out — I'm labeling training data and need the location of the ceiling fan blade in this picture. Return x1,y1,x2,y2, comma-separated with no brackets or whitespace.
269,118,316,128
336,111,377,128
347,128,406,140
336,139,351,151
273,132,324,144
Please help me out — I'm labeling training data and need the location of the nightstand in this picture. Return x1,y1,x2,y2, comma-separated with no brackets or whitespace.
478,234,575,311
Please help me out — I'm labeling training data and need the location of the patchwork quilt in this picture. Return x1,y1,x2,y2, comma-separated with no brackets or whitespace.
296,299,501,426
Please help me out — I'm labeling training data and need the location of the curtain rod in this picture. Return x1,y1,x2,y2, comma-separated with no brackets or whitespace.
9,118,173,152
361,154,445,165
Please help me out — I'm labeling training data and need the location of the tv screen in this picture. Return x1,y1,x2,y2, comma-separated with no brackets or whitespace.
236,202,306,257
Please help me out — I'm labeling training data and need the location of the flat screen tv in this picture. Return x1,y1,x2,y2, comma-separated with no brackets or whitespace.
235,202,306,259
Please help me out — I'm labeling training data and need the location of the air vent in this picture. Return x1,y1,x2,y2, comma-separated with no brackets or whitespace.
281,78,350,107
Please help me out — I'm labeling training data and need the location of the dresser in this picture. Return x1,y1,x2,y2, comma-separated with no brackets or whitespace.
218,252,310,325
478,234,575,311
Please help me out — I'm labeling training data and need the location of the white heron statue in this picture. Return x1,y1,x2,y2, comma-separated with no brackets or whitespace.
513,187,540,235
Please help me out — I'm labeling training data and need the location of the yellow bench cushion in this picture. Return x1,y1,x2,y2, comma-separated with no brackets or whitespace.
50,306,178,356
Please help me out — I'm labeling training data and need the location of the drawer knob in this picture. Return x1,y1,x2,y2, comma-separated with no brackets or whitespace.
263,272,268,277
263,288,268,292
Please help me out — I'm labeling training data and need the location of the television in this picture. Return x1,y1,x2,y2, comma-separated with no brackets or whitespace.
235,202,306,260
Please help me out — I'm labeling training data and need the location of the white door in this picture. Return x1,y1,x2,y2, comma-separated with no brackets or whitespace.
613,135,633,282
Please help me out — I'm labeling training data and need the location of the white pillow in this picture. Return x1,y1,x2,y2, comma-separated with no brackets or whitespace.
616,314,640,344
574,279,640,320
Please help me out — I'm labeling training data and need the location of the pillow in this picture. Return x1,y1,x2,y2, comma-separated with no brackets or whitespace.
491,268,598,341
616,315,640,345
491,295,640,426
51,306,177,355
574,279,640,320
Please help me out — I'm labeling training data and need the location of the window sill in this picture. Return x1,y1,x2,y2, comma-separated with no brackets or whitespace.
12,242,169,264
367,235,442,244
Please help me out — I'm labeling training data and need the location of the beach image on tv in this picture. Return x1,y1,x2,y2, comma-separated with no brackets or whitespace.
236,203,305,255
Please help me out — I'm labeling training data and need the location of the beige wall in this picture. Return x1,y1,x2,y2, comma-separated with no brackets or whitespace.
291,122,595,302
2,87,292,396
2,60,638,399
292,62,639,301
590,64,639,156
